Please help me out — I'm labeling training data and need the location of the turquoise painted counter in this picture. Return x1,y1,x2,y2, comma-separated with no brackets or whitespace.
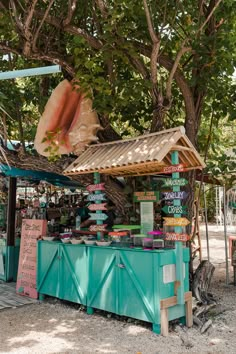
37,241,190,333
37,242,87,305
0,238,20,281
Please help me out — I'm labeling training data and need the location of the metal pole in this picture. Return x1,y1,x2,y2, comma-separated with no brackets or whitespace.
219,186,222,226
223,184,229,285
203,183,210,261
0,65,61,80
216,186,219,227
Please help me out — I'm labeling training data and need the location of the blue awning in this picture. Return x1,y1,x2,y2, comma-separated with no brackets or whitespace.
0,164,83,188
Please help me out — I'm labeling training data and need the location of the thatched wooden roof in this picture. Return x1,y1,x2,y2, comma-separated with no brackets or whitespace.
63,126,206,177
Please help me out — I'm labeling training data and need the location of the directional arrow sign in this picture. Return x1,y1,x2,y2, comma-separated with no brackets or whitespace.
89,213,108,221
163,217,190,227
89,224,107,232
162,205,187,215
87,193,106,201
147,230,163,236
161,164,186,174
88,203,107,211
108,231,128,237
162,191,188,200
162,178,188,187
86,183,105,192
164,233,190,242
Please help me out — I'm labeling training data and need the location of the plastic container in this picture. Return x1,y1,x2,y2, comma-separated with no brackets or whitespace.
142,238,153,248
153,239,164,248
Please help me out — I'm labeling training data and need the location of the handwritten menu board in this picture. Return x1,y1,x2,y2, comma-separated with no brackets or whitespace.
16,219,47,299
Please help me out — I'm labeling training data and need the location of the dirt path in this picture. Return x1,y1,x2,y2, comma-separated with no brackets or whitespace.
0,225,236,354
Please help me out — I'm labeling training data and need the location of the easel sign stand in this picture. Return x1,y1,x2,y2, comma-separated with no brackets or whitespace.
160,151,193,336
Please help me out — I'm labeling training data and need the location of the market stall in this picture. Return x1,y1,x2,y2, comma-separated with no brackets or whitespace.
37,126,205,336
0,165,82,282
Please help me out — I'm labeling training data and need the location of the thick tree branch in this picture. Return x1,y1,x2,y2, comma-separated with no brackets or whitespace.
24,0,38,35
166,44,192,99
9,0,24,33
0,42,75,76
127,55,150,80
143,0,159,43
0,42,21,56
63,0,78,26
198,0,223,34
143,0,160,86
32,0,55,52
95,0,108,18
0,0,7,10
30,52,75,76
33,11,103,49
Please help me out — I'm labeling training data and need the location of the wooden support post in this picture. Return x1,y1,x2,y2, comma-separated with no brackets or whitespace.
6,177,17,247
160,291,193,335
161,308,169,336
185,293,193,327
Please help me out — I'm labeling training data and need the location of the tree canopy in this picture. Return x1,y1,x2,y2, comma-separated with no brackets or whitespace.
0,0,236,181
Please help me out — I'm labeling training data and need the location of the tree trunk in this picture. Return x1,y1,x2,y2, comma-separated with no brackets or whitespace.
150,93,171,133
192,260,215,304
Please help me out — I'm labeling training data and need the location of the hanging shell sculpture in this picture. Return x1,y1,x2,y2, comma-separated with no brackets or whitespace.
34,79,102,157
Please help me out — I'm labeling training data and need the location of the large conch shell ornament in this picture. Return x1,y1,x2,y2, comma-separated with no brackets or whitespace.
34,79,102,156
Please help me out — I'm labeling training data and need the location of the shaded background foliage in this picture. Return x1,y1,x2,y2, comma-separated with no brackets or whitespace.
0,0,235,205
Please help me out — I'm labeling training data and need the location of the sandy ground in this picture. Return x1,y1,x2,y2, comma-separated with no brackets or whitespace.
0,225,236,354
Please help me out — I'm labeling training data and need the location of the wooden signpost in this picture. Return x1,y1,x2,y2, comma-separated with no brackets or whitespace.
89,224,107,232
163,217,190,227
88,203,107,211
162,205,187,215
86,183,105,192
162,191,188,200
89,213,108,221
164,233,190,242
87,193,106,201
134,191,159,202
162,178,187,187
